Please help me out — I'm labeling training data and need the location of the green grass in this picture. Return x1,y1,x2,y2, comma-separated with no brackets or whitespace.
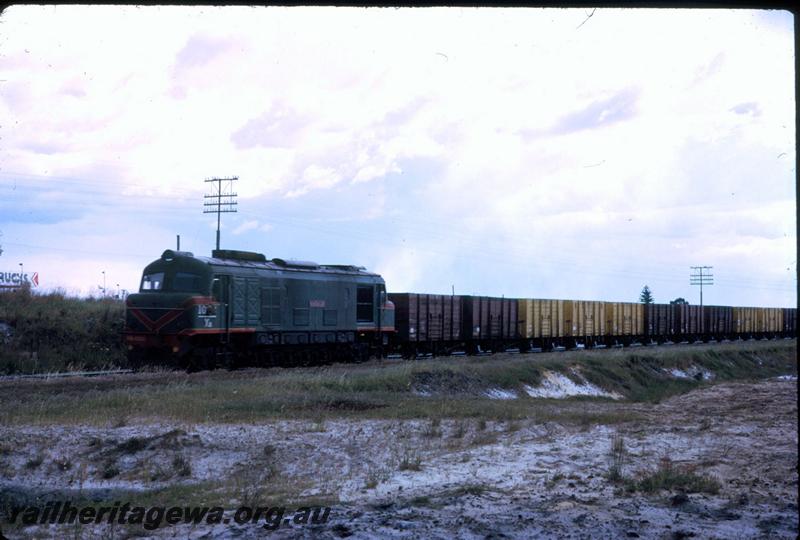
623,458,721,495
0,341,794,425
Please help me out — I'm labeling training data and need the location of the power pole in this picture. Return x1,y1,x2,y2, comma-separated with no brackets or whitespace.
203,177,238,251
689,266,713,308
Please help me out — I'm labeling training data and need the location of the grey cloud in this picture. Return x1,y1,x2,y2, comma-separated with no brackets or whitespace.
174,34,236,73
19,140,68,155
550,87,639,135
692,53,725,85
231,104,310,149
380,97,429,129
730,101,761,117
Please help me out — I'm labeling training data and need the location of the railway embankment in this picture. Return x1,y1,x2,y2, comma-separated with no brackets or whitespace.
0,341,794,425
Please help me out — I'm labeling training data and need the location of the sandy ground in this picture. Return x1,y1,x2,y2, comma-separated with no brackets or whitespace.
0,377,797,539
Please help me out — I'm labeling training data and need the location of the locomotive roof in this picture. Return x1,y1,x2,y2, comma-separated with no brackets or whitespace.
158,250,381,278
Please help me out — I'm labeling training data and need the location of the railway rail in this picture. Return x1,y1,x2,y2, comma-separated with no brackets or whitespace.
0,368,133,382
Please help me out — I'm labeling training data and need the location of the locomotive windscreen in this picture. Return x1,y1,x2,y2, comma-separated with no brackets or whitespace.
140,272,164,291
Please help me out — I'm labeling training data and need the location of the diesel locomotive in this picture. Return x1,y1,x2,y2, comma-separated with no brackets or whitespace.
124,249,394,369
124,248,797,369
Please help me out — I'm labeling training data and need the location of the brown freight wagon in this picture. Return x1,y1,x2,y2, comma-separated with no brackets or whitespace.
461,296,518,343
782,308,797,334
678,305,703,335
645,303,675,339
703,306,733,335
389,293,462,344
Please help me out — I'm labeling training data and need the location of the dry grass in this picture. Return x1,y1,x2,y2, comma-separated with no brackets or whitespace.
0,341,793,426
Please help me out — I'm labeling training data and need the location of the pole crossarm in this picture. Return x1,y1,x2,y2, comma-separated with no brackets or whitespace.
203,176,239,251
689,265,714,309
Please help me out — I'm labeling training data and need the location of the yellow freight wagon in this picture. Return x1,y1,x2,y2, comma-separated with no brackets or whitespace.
766,308,782,332
563,300,574,337
606,302,644,336
571,300,606,336
517,299,565,339
753,308,767,333
733,307,755,333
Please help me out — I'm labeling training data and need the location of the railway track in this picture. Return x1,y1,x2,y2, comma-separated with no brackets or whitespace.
1,336,792,381
0,368,134,382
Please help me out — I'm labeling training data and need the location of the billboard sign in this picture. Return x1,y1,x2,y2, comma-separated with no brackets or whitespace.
0,271,39,288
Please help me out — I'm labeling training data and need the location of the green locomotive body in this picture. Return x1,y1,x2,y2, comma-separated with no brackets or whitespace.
124,249,394,368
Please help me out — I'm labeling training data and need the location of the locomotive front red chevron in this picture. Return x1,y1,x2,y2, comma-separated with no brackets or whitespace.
125,249,796,368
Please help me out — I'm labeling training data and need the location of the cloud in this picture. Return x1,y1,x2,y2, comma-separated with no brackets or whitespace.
230,103,310,149
550,87,640,135
233,220,259,235
173,34,237,73
730,101,762,117
0,6,794,306
692,52,725,84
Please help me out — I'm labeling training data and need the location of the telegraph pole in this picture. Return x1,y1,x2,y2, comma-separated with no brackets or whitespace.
203,177,238,251
689,266,713,308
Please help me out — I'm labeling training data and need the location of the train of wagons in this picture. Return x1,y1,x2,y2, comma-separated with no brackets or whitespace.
123,249,797,369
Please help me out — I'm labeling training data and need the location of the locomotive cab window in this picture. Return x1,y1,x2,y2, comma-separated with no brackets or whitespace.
172,272,204,293
140,272,164,291
356,285,374,322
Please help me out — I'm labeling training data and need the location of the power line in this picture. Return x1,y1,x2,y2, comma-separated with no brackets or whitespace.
203,177,238,251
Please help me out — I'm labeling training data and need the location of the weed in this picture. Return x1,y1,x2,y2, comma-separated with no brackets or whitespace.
172,454,192,477
472,431,498,446
423,419,443,438
364,466,389,489
450,484,487,497
398,450,422,472
25,454,44,469
53,456,72,472
116,437,147,454
607,432,626,482
101,461,119,479
450,420,467,439
233,466,268,507
546,472,565,488
625,457,721,494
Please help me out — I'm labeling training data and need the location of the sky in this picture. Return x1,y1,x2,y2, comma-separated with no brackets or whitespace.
0,6,796,307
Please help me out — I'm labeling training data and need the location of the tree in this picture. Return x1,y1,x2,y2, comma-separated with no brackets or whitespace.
639,285,653,304
670,297,688,305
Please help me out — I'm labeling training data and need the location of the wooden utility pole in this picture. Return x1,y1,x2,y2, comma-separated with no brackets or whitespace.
203,177,238,251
